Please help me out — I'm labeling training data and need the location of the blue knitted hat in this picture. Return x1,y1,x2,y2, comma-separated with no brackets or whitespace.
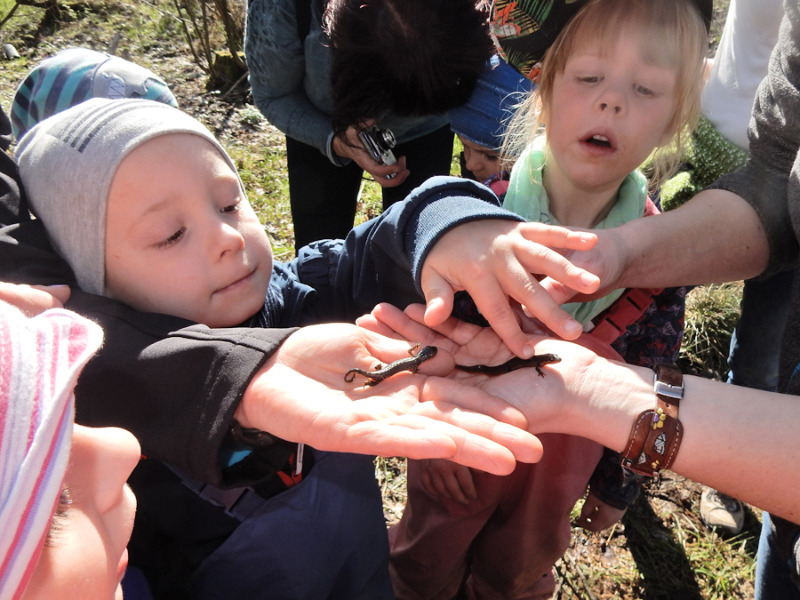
447,55,532,152
10,47,177,140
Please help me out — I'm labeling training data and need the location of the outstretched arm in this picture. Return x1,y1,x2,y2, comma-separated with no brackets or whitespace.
235,322,544,477
480,340,800,525
542,188,769,305
360,302,800,524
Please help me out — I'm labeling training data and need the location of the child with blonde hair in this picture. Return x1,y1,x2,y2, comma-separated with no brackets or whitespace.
390,1,708,598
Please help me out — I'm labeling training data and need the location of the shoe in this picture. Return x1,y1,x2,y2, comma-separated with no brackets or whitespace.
700,487,744,535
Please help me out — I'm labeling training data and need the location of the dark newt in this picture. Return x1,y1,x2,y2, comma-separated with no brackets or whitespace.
344,344,438,387
455,353,561,377
344,346,560,386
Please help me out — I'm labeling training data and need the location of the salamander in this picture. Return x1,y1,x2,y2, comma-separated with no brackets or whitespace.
344,344,438,386
455,353,561,377
345,345,561,386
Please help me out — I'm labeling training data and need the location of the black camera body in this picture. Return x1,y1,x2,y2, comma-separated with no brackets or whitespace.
358,126,397,166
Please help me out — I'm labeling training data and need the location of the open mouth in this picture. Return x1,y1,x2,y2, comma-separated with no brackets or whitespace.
585,134,612,149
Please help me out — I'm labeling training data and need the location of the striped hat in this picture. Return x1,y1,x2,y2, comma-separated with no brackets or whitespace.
10,47,177,140
0,301,103,598
490,0,713,81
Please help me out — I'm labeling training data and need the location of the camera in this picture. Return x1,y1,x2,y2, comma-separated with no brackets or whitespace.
358,126,397,166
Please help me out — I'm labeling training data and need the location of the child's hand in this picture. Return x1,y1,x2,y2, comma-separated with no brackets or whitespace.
575,491,627,532
416,459,477,504
357,302,518,370
235,322,544,476
0,282,71,316
421,219,600,358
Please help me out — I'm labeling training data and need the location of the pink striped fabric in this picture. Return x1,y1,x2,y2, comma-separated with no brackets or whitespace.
0,301,102,599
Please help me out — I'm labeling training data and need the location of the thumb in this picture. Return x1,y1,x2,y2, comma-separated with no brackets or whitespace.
420,269,456,327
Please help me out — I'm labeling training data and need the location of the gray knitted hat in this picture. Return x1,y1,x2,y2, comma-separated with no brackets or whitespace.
16,97,242,296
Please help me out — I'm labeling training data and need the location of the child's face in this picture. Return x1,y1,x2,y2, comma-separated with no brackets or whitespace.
545,33,678,195
22,426,140,600
105,134,273,327
458,135,502,182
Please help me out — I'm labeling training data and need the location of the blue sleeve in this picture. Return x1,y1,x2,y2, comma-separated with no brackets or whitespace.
286,176,525,321
245,0,334,157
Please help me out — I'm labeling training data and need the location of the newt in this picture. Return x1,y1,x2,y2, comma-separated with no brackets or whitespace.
344,344,438,386
345,345,561,386
455,353,561,377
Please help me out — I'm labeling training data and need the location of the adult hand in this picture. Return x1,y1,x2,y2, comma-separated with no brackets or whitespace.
235,323,544,476
358,302,518,368
331,121,410,187
416,459,477,504
537,226,628,306
362,303,800,524
358,302,613,438
420,219,600,356
538,188,771,305
0,282,71,316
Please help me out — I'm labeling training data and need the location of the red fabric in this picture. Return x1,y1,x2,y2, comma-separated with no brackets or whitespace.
390,434,602,600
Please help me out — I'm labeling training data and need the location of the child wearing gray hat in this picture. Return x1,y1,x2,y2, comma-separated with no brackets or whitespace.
15,96,541,600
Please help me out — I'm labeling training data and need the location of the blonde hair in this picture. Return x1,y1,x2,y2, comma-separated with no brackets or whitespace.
501,0,708,189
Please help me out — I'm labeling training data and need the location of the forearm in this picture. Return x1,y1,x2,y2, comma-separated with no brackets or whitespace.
563,360,800,524
69,290,295,485
613,188,769,289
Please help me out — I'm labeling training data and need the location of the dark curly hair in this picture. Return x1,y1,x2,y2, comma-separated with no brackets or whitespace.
325,0,494,135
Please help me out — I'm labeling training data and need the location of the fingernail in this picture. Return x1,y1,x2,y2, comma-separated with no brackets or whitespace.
564,319,582,336
581,272,600,286
521,344,535,359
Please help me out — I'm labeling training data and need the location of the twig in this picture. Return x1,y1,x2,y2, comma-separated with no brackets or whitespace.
563,551,598,600
0,1,19,30
221,69,249,99
604,522,619,548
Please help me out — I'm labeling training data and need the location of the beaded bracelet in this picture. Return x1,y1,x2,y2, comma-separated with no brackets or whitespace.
620,364,684,477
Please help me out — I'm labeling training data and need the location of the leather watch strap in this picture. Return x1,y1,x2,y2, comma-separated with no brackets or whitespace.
621,364,684,477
